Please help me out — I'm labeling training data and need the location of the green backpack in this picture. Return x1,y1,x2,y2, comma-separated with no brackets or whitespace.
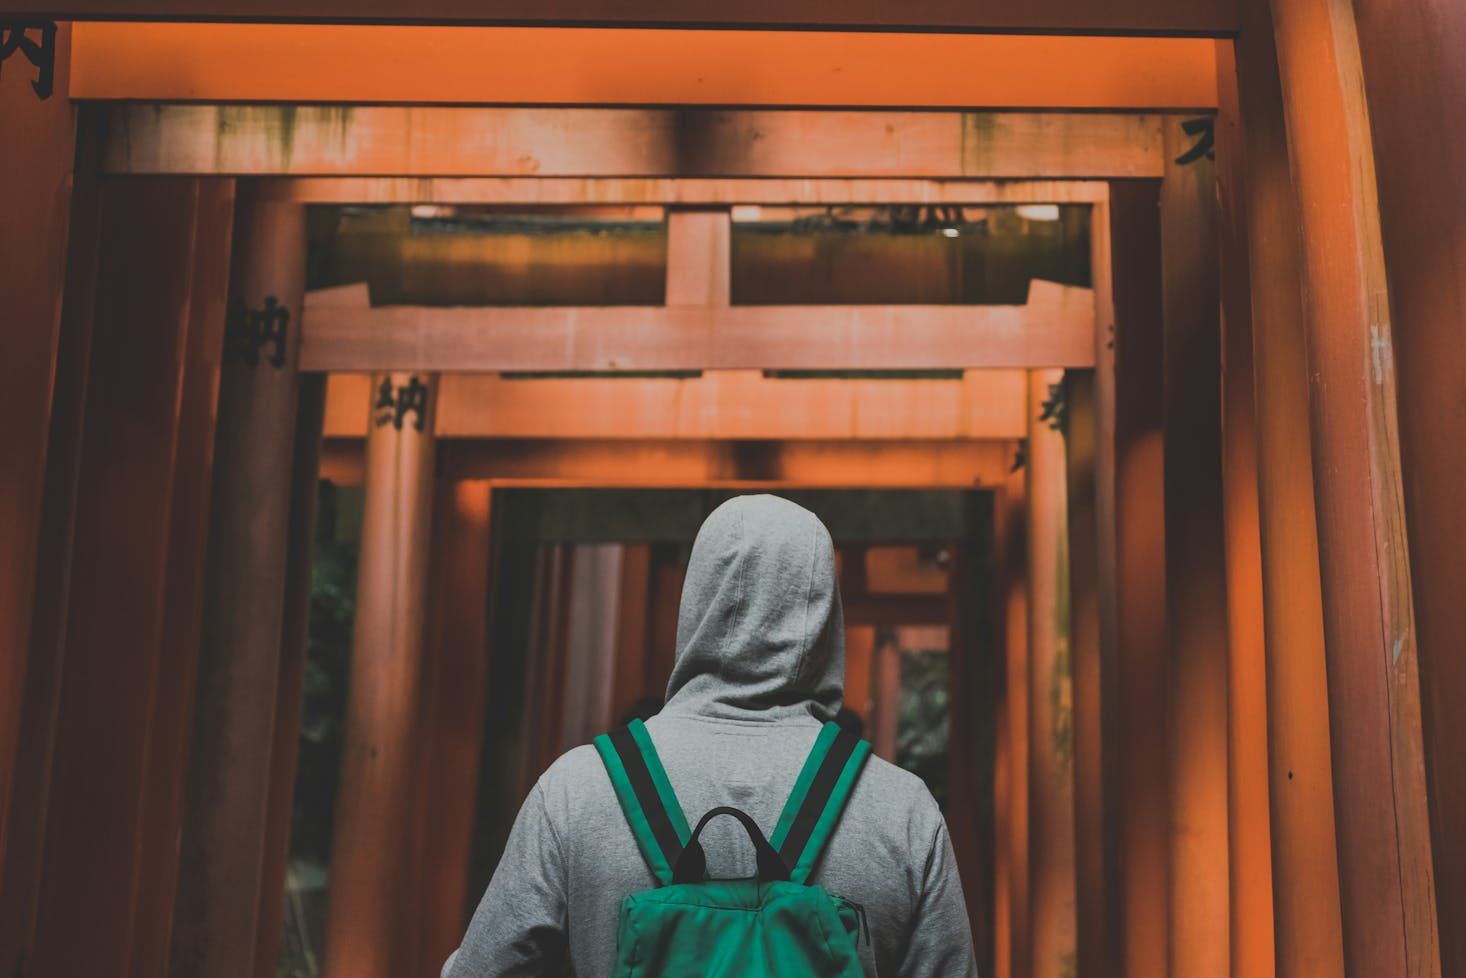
593,719,873,978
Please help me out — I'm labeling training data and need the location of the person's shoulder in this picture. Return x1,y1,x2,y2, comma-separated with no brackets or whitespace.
855,751,941,811
530,742,615,818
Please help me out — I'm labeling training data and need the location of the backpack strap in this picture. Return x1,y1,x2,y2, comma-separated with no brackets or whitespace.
770,721,873,885
593,719,692,885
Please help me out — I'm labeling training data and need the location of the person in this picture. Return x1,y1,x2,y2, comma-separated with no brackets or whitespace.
442,494,978,977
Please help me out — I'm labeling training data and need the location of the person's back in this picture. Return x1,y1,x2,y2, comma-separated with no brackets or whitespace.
443,495,979,978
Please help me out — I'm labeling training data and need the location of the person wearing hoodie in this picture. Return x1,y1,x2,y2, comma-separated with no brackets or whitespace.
442,494,979,978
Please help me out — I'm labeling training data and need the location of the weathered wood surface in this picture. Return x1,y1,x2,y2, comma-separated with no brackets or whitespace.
299,282,1096,373
997,463,1030,978
71,25,1219,109
100,106,1166,179
0,0,1238,35
1350,0,1466,967
1160,115,1230,978
323,373,439,978
1212,41,1275,978
263,177,1109,205
1231,8,1347,977
1026,369,1076,978
1268,0,1442,973
1108,180,1170,978
324,371,1029,441
0,22,75,873
169,197,306,978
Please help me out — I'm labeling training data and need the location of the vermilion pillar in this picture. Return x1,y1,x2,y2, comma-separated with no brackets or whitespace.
170,195,308,978
1349,1,1466,968
997,462,1029,978
1213,43,1275,978
324,371,439,978
1160,116,1231,978
1026,368,1075,978
1267,0,1441,974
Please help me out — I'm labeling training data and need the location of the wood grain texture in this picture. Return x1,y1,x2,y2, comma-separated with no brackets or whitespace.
99,106,1165,180
1268,0,1442,972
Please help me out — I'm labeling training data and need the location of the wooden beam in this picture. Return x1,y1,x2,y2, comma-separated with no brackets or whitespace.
1268,0,1442,973
666,209,730,307
325,371,1030,441
69,25,1219,109
319,438,1016,488
100,106,1166,179
1160,115,1230,978
324,372,439,978
262,177,1110,206
1213,42,1275,978
1109,179,1170,978
0,22,74,873
1,0,1237,32
300,281,1096,373
169,196,307,978
1230,8,1347,977
1350,0,1466,966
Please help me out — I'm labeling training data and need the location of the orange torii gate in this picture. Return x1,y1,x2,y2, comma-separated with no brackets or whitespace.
1,12,1461,978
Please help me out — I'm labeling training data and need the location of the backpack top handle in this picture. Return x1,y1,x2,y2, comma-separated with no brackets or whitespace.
672,807,792,885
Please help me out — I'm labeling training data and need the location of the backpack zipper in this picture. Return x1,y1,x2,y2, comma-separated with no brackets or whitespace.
837,897,871,947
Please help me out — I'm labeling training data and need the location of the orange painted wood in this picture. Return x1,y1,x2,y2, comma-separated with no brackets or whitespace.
430,439,1018,490
1230,6,1347,975
1212,42,1275,978
646,549,683,701
1065,369,1111,978
1108,179,1170,978
0,22,74,871
611,544,654,723
252,375,327,978
25,179,206,978
129,180,235,978
1350,1,1466,968
100,106,1166,180
1268,0,1442,973
1160,116,1231,978
1085,199,1124,978
170,196,308,978
326,370,1030,442
405,480,492,978
997,465,1030,978
1025,369,1076,978
0,171,99,978
869,631,900,760
70,25,1219,108
323,372,439,978
992,686,1012,978
300,283,1096,373
263,177,1109,206
0,0,1239,33
666,209,730,307
945,550,989,973
843,624,874,724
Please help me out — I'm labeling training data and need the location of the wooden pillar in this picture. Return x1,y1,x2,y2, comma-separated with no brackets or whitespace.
1160,117,1231,978
1065,369,1108,978
1231,7,1347,976
1267,1,1441,974
253,375,327,978
0,20,74,870
1108,180,1169,978
1213,43,1276,978
404,480,492,978
169,194,308,978
1349,1,1466,968
24,178,230,978
323,371,439,978
1026,368,1075,978
611,543,653,722
870,629,901,761
843,624,875,726
998,463,1030,978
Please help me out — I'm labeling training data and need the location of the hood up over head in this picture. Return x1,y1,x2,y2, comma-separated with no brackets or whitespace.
663,495,845,723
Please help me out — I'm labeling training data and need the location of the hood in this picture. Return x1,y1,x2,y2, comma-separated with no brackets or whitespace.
663,494,845,723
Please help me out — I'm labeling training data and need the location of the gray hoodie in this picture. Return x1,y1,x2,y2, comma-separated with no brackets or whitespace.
442,494,978,977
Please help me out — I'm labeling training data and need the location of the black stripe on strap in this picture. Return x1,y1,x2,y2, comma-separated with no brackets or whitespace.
778,725,859,869
608,725,683,870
